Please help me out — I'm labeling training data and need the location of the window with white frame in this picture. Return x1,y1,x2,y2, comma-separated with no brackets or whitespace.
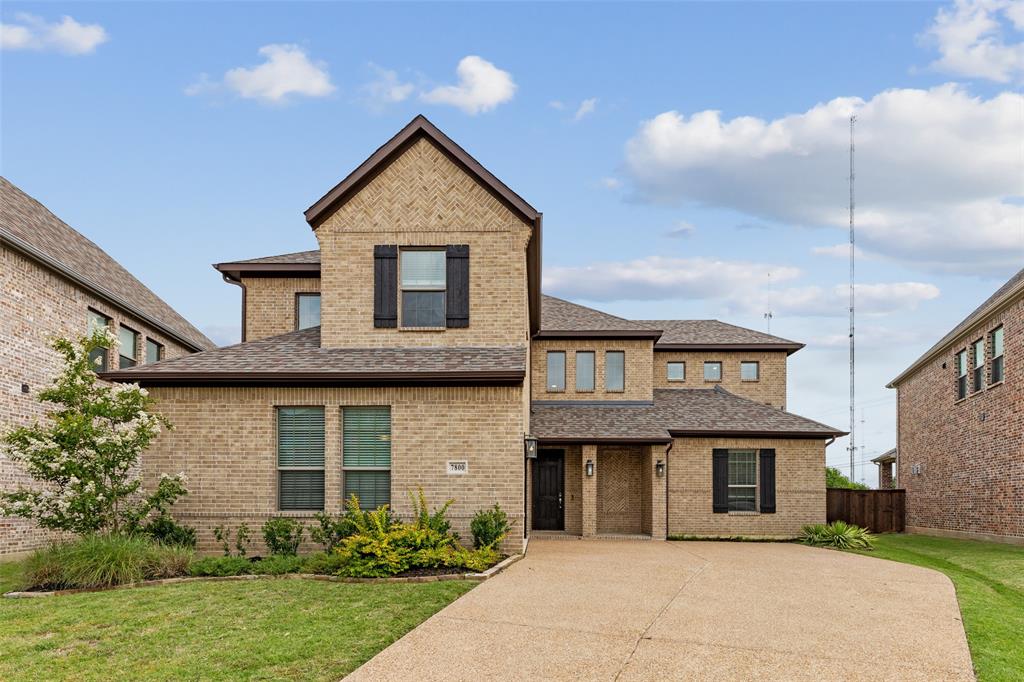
728,449,757,512
991,327,1004,384
400,250,446,328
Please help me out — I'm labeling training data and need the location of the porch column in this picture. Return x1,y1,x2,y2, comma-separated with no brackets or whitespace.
581,444,597,537
650,443,668,540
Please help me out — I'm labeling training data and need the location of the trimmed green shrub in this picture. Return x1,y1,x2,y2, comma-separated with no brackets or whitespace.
142,514,197,549
22,534,192,590
799,520,876,550
302,551,347,575
309,510,358,553
470,504,511,549
189,556,253,577
252,555,305,575
262,517,304,556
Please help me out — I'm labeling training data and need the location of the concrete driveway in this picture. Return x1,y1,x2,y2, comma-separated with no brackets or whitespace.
346,538,973,681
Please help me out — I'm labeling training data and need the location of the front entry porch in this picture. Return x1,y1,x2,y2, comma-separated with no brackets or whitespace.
529,443,668,540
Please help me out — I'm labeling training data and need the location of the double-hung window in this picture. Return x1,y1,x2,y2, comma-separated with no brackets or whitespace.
575,351,595,391
973,339,985,392
667,361,685,382
296,293,321,330
119,326,139,369
546,351,566,392
145,338,163,364
955,350,968,400
991,327,1004,383
343,407,391,510
400,250,445,328
277,407,325,511
87,310,111,371
727,449,757,512
704,361,722,382
605,351,625,392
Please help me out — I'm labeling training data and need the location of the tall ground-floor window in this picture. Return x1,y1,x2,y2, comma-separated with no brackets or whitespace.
727,449,757,512
343,407,392,510
277,407,325,511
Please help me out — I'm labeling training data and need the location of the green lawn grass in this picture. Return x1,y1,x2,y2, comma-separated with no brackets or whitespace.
0,560,475,681
852,534,1024,682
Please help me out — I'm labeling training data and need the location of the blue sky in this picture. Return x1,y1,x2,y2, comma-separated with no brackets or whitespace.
3,1,1023,485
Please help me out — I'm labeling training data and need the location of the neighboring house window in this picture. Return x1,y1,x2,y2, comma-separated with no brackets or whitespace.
728,449,757,512
576,351,595,392
119,326,139,369
704,361,722,382
277,407,325,511
667,361,685,382
343,407,391,510
87,310,111,371
973,339,985,392
400,249,445,328
145,338,163,364
547,351,566,392
296,293,321,330
606,351,625,392
741,361,759,381
991,326,1004,383
956,349,968,400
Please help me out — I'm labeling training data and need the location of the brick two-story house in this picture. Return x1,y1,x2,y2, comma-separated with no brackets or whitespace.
888,268,1022,544
103,117,843,552
1,177,216,555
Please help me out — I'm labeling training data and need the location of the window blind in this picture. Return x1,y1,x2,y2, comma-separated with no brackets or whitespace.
401,250,445,288
343,407,391,467
278,407,325,467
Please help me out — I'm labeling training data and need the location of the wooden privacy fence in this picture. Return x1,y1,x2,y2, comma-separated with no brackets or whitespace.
826,488,906,533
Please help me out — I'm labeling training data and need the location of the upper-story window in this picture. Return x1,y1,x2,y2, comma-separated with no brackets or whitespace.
704,361,722,382
146,338,163,364
972,339,985,392
296,293,321,330
400,250,446,328
955,349,968,400
118,326,139,369
991,326,1004,383
546,351,566,392
605,351,625,392
575,351,595,392
87,310,111,371
667,361,685,382
741,361,760,381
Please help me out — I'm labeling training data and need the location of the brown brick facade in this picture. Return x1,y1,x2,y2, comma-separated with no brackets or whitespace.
242,276,321,341
895,295,1022,543
0,246,195,555
531,339,654,402
652,351,788,409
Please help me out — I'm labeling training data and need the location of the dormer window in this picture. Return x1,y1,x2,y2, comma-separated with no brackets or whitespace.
400,249,446,328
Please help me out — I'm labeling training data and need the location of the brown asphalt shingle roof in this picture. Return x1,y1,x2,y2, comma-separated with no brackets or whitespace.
0,177,215,352
539,295,661,336
228,250,321,265
640,319,802,351
101,326,526,385
531,387,845,442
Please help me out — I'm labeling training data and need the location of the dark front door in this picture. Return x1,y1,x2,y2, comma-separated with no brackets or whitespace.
532,449,565,531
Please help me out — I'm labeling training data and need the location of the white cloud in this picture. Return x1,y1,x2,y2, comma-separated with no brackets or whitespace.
664,220,696,238
421,56,516,115
922,0,1024,82
1,14,107,55
600,177,622,190
360,64,414,108
812,243,866,259
574,97,598,122
187,44,335,104
623,84,1024,273
549,100,566,110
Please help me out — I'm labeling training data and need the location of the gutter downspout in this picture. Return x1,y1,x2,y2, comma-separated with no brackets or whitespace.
221,273,247,342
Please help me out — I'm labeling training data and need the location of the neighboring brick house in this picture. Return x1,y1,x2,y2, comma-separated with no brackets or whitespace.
103,116,843,552
0,177,216,556
888,268,1023,544
872,448,897,489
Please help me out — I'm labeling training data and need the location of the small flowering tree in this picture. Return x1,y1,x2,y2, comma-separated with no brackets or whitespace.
0,328,187,534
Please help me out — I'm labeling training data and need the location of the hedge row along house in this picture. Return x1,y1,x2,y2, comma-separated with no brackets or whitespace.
101,116,844,552
0,177,216,556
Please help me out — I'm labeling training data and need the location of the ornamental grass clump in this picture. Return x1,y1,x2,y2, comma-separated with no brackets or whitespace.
22,534,193,590
799,520,876,550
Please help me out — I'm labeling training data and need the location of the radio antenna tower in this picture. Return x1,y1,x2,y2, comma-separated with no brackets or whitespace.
764,271,774,333
848,115,857,484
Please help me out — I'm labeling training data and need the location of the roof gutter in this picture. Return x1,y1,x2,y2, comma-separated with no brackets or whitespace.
1,228,211,353
535,436,673,445
654,342,804,355
534,329,663,340
213,262,321,280
669,429,847,439
98,369,525,387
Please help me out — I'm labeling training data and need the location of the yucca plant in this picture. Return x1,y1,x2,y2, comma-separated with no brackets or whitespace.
799,520,876,550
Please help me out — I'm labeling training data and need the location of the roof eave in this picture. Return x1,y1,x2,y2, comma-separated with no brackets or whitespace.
213,262,322,280
534,436,672,445
654,342,804,355
99,369,525,387
668,429,847,439
534,330,663,340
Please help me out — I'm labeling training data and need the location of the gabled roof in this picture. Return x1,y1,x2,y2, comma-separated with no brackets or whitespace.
537,295,662,339
0,177,215,352
530,387,845,443
888,268,1024,387
100,326,526,387
302,114,543,335
641,319,803,354
872,448,897,464
214,250,321,279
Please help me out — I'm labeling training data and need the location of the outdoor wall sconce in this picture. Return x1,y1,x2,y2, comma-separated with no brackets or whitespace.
524,434,538,459
655,460,665,477
585,459,594,477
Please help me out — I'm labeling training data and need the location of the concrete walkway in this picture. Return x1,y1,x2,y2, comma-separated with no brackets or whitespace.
346,539,974,681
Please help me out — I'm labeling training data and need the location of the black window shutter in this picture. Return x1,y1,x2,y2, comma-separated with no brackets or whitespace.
759,448,776,514
373,245,398,328
446,244,470,328
712,449,729,513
